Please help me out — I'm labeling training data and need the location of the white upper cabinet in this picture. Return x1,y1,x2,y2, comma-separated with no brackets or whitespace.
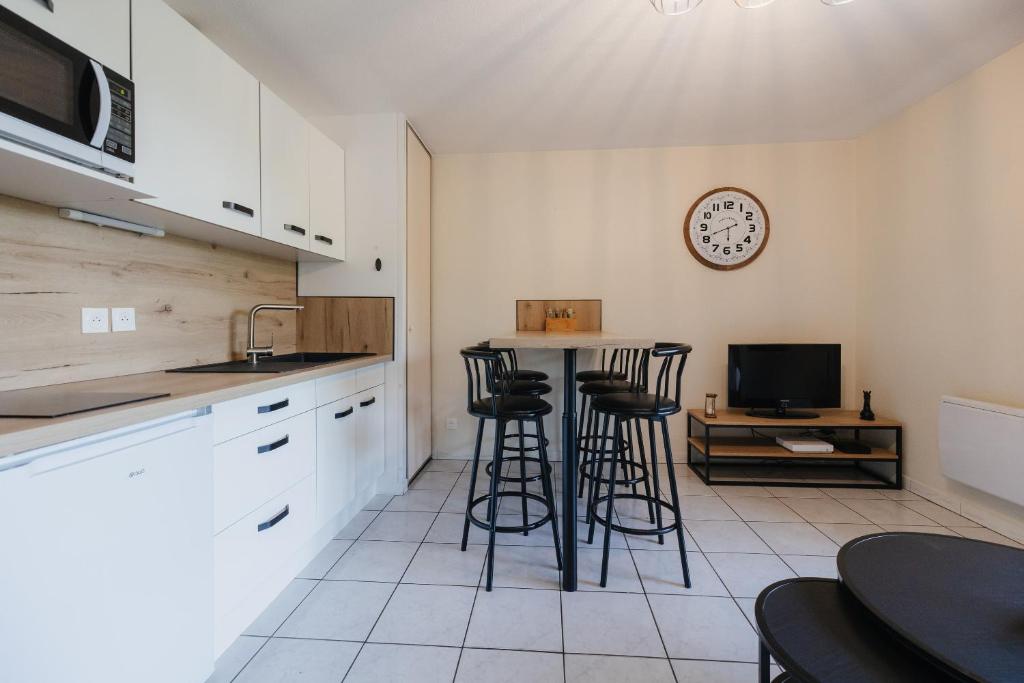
131,0,262,236
4,0,131,76
308,125,347,260
260,85,310,250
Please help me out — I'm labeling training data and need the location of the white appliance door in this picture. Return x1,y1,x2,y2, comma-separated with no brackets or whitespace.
0,411,214,683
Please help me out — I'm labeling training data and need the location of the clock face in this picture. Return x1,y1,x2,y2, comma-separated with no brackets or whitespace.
684,187,769,270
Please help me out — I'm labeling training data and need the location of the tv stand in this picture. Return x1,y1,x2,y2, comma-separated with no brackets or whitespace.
745,408,820,420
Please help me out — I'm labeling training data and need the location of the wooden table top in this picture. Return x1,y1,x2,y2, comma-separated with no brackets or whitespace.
489,330,655,350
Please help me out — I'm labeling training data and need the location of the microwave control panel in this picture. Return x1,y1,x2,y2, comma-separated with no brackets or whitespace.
102,68,134,163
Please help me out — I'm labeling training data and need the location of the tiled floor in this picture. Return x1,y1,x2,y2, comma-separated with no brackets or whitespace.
211,458,1020,683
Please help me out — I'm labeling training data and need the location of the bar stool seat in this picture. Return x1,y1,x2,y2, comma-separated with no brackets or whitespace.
576,369,627,383
591,393,680,417
579,379,633,395
471,396,553,417
505,379,552,396
499,368,549,382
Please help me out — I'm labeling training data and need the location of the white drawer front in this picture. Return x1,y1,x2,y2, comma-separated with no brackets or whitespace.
213,380,315,444
214,411,315,533
356,364,386,392
315,370,358,407
215,476,314,618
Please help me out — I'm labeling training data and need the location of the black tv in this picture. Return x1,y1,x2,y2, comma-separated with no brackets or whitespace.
728,344,841,419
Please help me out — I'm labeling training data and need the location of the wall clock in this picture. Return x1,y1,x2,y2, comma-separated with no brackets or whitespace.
684,187,769,270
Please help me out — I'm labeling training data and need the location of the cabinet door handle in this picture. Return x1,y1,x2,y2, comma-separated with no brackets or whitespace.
257,435,289,454
222,201,255,217
257,398,289,414
284,224,306,236
314,234,333,245
39,0,55,11
335,407,354,419
359,397,376,408
257,505,289,532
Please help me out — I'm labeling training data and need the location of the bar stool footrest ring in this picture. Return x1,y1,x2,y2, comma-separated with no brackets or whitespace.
485,455,552,482
579,458,648,487
467,491,554,533
589,493,680,536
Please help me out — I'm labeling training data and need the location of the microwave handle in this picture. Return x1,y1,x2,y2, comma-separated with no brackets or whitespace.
88,61,111,149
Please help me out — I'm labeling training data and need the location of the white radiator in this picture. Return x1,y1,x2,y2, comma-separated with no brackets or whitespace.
939,396,1024,506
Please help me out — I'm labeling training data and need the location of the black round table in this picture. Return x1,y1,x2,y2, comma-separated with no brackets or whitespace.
838,532,1024,682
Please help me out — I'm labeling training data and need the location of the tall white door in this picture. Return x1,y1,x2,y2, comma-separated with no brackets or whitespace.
406,125,432,478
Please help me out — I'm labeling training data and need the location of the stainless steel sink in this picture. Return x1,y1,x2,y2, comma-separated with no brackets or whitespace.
167,352,375,374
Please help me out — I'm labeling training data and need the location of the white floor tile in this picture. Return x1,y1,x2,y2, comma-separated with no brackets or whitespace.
206,635,265,683
725,497,803,523
277,580,394,641
425,512,490,545
781,554,839,579
680,495,742,521
880,524,959,536
425,459,469,473
820,487,887,500
706,552,796,598
492,514,557,547
685,521,772,553
297,539,354,579
410,471,461,490
403,542,486,586
948,527,1023,547
363,493,394,510
840,499,936,526
812,522,884,546
465,587,562,652
900,500,979,527
647,594,758,662
562,591,666,657
764,486,825,498
632,550,728,597
243,579,317,637
748,522,839,556
576,548,643,592
488,544,562,589
456,648,564,683
369,583,476,647
578,517,630,548
335,510,379,540
564,654,675,683
234,638,360,683
325,540,419,583
781,497,870,524
385,488,451,512
671,658,760,683
711,485,773,498
881,488,921,501
344,643,461,683
361,511,437,542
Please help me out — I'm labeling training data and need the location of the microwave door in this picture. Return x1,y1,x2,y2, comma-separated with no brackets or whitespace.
0,6,103,167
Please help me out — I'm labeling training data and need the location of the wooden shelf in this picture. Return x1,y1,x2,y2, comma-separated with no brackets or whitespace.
687,437,899,462
688,408,900,429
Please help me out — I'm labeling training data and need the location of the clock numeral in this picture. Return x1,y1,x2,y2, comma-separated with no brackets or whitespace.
723,246,731,255
745,211,754,220
749,224,756,232
744,235,752,244
700,223,708,231
702,235,710,243
736,243,743,252
712,203,720,211
712,244,720,252
703,211,711,219
724,201,735,210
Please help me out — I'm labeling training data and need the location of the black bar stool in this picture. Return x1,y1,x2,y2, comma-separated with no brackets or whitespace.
478,341,549,382
588,343,693,588
459,345,561,591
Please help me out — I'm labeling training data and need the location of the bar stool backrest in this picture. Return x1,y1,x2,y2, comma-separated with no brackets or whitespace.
477,340,521,380
609,348,650,391
649,343,692,413
461,345,511,417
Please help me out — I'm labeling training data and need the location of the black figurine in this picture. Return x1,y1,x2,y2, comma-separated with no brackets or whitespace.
860,390,875,421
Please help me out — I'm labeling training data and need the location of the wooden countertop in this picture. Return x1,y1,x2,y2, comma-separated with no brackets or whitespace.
489,330,656,349
0,354,390,459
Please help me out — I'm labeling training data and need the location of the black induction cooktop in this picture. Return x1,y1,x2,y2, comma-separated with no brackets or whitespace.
0,388,170,418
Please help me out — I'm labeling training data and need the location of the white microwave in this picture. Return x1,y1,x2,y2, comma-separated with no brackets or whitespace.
0,5,134,178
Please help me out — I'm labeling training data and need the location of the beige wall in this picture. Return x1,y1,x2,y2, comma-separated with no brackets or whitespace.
432,141,859,459
0,194,297,391
855,42,1024,531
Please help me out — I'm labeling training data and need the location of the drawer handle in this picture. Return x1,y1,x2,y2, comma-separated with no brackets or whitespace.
258,398,289,414
257,505,289,532
314,234,333,245
222,201,254,217
284,224,306,236
335,407,354,419
257,434,289,454
359,397,376,408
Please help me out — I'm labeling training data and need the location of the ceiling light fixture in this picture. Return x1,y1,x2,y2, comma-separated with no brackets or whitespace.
652,0,853,14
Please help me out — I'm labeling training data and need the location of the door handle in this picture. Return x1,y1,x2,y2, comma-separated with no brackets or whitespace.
257,505,289,532
257,435,289,454
222,201,255,217
335,407,354,419
359,397,376,408
284,224,306,236
257,398,289,414
314,234,333,245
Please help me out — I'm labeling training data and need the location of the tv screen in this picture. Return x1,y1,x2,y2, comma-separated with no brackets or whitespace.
728,344,841,411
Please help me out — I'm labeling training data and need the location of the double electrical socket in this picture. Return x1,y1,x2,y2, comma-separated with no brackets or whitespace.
81,307,136,333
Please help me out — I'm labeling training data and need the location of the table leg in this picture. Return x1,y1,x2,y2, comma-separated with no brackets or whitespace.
561,348,578,591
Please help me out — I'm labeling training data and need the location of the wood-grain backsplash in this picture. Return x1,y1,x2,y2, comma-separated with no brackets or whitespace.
0,194,298,391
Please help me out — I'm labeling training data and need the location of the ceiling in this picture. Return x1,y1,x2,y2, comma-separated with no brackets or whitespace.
166,0,1024,153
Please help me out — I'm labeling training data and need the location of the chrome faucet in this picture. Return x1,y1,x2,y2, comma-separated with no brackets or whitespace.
246,304,304,364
